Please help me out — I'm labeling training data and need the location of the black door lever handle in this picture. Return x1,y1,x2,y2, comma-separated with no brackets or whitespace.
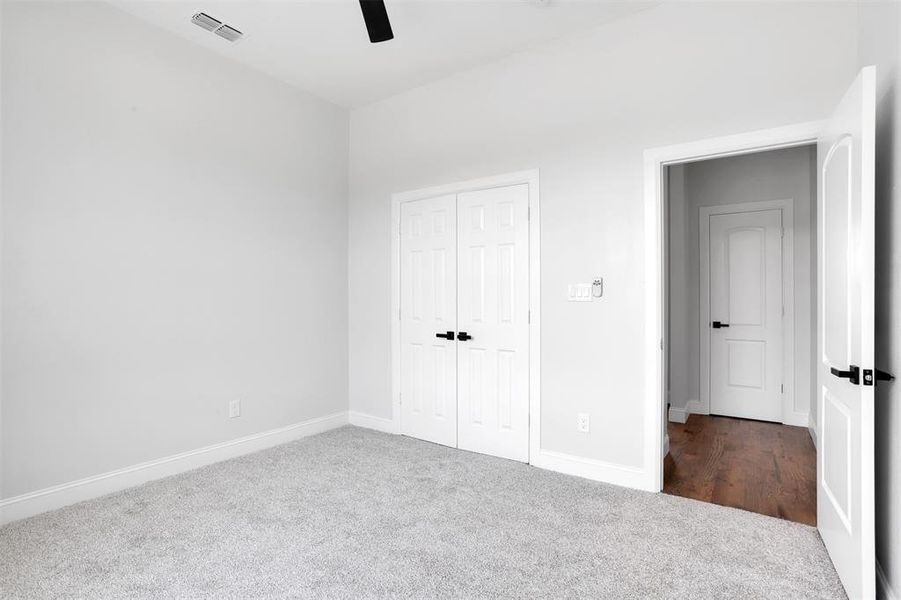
712,321,730,329
874,368,895,383
457,331,472,341
830,365,860,385
435,331,454,340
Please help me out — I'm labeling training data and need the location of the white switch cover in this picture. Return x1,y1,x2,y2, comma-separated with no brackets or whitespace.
568,284,592,302
577,413,590,433
229,399,241,419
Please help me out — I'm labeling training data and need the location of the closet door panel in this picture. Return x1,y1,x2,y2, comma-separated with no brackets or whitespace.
456,185,529,462
399,195,457,447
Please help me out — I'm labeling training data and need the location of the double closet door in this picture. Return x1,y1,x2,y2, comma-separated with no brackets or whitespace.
399,184,530,462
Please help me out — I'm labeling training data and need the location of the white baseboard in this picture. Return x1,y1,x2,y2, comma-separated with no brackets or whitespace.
348,411,398,434
348,413,655,491
530,449,653,492
782,411,810,428
879,561,898,600
679,400,808,428
0,410,349,526
668,405,689,423
808,412,818,449
686,398,705,415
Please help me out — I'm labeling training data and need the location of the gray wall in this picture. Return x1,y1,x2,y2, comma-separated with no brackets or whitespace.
666,146,817,427
858,1,901,596
1,2,349,498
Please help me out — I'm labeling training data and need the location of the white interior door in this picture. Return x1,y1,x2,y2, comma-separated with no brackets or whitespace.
708,209,784,422
817,66,876,600
456,185,530,462
400,194,457,447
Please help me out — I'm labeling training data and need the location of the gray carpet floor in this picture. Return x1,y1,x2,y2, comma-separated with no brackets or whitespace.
1,426,845,599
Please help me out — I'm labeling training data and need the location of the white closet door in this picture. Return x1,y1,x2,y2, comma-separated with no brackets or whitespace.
399,194,457,448
456,185,530,462
708,209,784,422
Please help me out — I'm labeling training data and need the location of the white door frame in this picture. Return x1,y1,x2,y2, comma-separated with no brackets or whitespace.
698,199,796,424
390,170,541,461
644,122,821,491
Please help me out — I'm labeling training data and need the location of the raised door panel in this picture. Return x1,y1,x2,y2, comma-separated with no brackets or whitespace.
822,138,852,373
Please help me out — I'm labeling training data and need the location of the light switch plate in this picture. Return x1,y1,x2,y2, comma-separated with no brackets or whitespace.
568,284,592,302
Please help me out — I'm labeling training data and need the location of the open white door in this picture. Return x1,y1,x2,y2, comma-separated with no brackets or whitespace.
817,66,876,600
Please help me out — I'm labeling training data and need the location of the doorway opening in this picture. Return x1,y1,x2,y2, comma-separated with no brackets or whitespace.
645,69,878,599
660,145,818,525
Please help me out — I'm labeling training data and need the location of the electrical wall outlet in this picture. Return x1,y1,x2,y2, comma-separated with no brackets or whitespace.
228,399,241,419
577,413,590,433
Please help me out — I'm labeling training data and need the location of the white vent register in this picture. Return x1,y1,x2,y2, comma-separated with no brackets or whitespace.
191,12,243,42
191,12,221,31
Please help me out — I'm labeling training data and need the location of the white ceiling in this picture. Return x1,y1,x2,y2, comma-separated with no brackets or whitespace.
113,0,658,108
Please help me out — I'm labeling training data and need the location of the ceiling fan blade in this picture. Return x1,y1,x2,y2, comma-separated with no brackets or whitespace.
359,0,394,43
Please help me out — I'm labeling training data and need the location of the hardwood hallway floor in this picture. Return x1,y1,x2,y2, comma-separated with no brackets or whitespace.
663,414,817,526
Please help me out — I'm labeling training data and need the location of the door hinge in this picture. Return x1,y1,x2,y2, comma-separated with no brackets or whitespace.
528,207,531,221
528,309,531,324
781,383,784,394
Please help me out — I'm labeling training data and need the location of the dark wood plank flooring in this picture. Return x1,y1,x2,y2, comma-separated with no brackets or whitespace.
663,414,817,526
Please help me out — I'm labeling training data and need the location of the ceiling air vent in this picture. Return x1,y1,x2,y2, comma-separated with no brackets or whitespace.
191,12,221,32
191,12,244,42
214,25,243,42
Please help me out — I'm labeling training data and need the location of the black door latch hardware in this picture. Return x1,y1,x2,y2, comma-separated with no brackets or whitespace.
831,364,861,385
862,368,895,386
457,331,472,341
712,321,730,329
435,331,454,340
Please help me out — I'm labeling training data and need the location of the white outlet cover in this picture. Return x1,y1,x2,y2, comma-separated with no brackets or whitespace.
577,412,590,433
568,284,592,302
229,399,241,418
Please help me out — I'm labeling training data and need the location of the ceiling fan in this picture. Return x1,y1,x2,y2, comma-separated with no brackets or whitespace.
359,0,394,43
